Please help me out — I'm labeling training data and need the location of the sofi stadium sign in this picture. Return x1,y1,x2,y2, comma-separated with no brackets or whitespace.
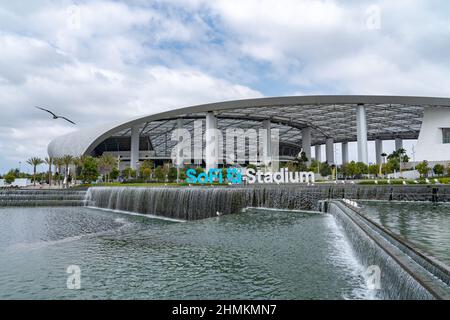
186,168,315,185
171,120,315,184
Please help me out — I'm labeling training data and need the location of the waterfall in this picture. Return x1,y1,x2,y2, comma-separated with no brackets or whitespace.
84,185,450,221
326,201,450,300
84,186,335,220
0,190,86,207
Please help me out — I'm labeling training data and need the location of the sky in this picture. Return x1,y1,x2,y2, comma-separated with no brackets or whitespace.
1,0,450,173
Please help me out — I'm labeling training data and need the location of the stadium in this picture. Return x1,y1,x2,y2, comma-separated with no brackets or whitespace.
48,95,450,171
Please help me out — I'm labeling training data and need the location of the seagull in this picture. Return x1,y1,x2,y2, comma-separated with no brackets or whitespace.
35,106,76,125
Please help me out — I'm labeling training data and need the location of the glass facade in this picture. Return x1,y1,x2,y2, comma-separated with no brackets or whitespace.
443,128,450,144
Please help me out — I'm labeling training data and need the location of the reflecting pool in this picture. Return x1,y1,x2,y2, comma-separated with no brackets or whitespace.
359,201,450,265
0,206,371,300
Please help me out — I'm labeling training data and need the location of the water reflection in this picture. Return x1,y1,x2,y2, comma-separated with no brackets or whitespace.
0,206,370,300
359,201,450,265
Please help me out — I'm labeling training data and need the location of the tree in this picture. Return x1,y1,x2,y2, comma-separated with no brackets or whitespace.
122,167,136,180
27,157,44,186
340,163,351,178
62,155,74,187
381,161,394,175
98,154,117,182
355,162,369,177
296,151,309,171
319,162,332,177
53,158,63,187
179,168,187,181
4,170,16,185
139,160,153,182
80,156,99,183
344,161,357,178
110,167,120,181
168,167,178,182
386,158,399,173
44,157,53,187
162,163,170,179
433,164,444,176
368,164,379,176
287,151,309,172
154,166,165,182
416,160,430,178
72,157,84,185
309,160,320,174
387,148,409,171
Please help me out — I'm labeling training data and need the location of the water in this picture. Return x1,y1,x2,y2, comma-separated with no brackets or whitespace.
0,190,86,207
84,185,450,221
0,206,372,300
327,201,439,299
359,201,450,266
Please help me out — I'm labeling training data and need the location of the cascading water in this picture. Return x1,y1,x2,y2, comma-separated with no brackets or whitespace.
0,190,86,207
84,186,334,220
84,185,450,299
325,201,450,300
84,185,450,220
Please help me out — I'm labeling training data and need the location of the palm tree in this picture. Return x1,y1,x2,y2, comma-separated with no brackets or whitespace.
72,157,83,186
53,158,63,187
62,155,74,188
27,157,44,186
98,154,117,182
44,157,53,187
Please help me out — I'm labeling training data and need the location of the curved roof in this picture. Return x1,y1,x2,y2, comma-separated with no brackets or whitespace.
48,95,450,158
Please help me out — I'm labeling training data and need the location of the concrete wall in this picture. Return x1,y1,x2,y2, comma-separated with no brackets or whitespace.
416,107,450,162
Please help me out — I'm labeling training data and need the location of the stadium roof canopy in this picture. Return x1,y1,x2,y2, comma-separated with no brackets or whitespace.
48,95,450,159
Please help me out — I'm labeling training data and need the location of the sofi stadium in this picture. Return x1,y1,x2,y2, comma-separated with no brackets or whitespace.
48,95,450,170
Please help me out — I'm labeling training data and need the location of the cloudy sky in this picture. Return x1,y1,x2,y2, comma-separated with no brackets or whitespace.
1,0,449,173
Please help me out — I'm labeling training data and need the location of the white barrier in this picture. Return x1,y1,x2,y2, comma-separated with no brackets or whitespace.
387,170,420,180
0,178,30,187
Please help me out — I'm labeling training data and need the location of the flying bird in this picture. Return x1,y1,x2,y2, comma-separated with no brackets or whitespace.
35,106,76,125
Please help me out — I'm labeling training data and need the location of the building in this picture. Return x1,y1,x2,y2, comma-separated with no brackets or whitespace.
48,95,450,170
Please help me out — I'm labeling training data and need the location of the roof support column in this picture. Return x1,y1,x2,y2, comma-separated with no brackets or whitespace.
341,142,349,164
175,118,185,168
315,145,322,163
326,138,334,164
375,139,383,165
301,127,311,166
356,104,369,164
262,120,272,169
395,138,403,151
205,112,218,172
130,125,140,170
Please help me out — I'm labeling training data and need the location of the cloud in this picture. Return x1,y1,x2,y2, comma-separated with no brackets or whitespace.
0,1,262,173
